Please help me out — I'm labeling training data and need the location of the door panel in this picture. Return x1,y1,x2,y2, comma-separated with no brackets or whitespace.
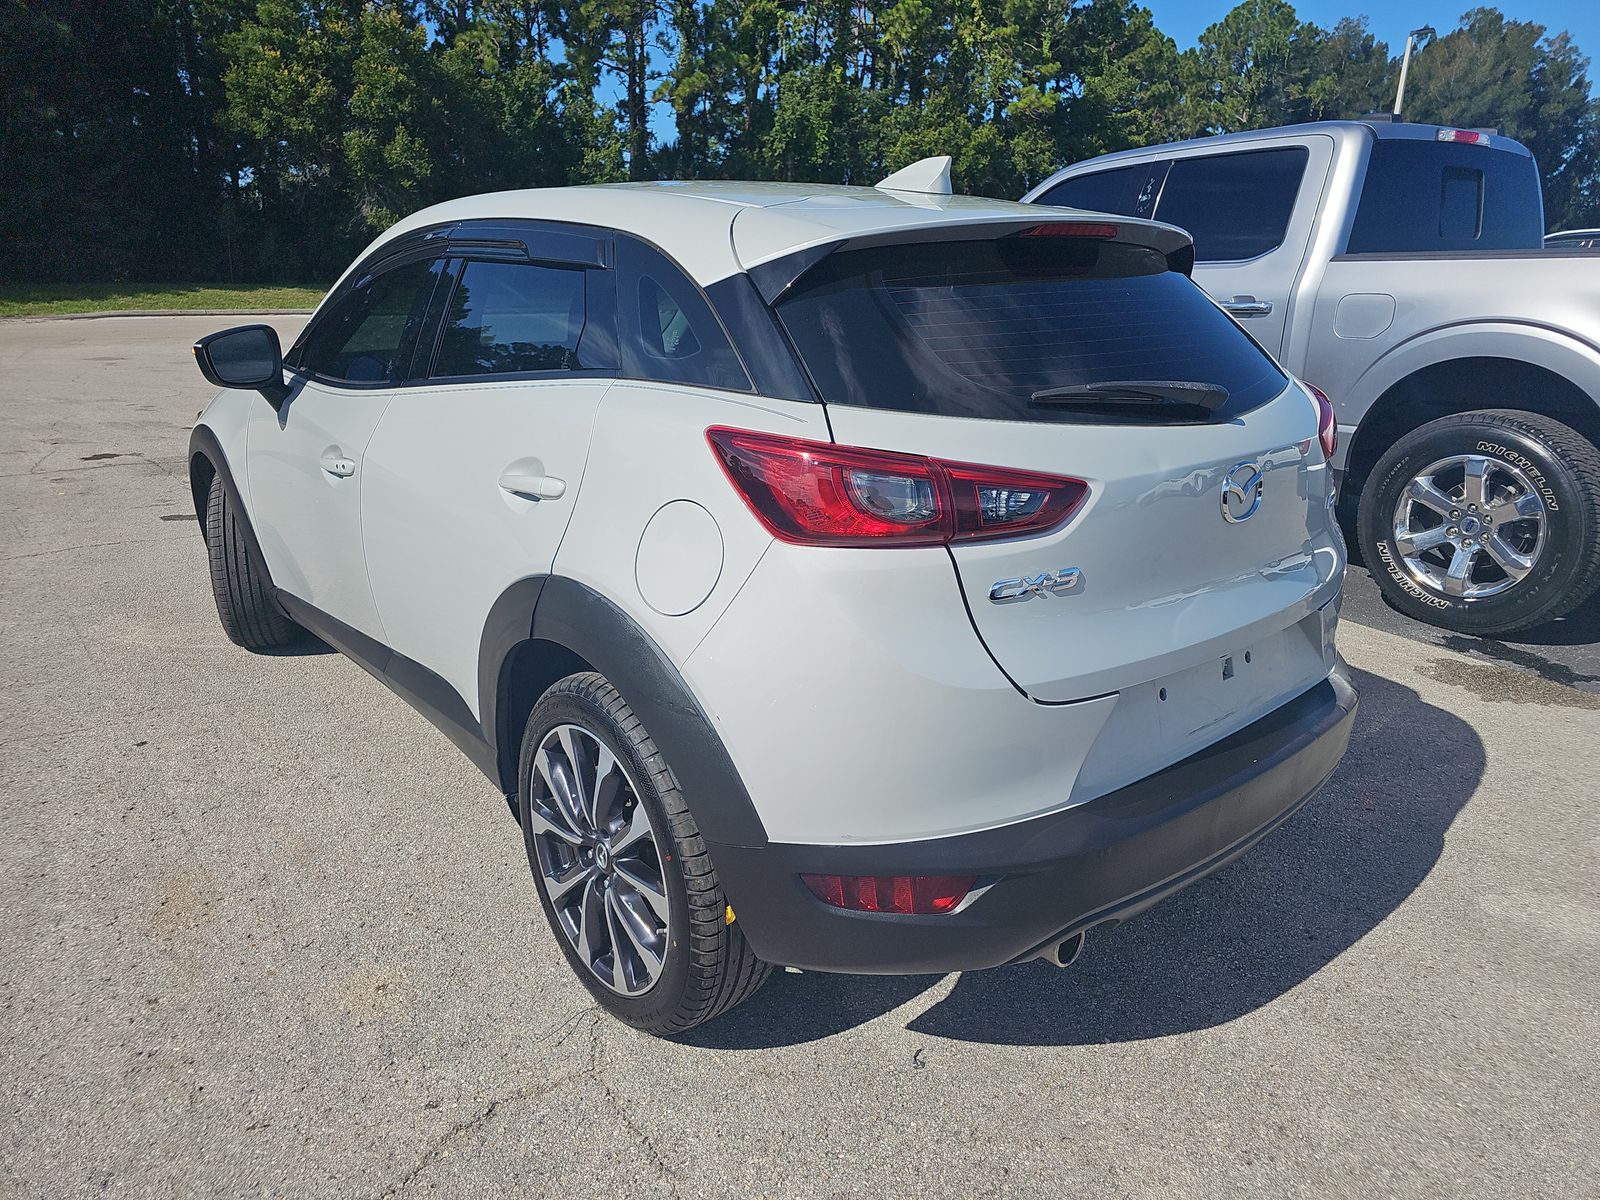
1178,138,1335,356
246,381,396,638
361,379,609,714
359,249,617,714
248,254,448,637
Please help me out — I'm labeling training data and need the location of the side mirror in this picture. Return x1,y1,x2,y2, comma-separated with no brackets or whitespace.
194,324,288,406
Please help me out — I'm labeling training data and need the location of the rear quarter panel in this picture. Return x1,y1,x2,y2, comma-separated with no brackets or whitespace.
548,383,829,669
1303,256,1600,468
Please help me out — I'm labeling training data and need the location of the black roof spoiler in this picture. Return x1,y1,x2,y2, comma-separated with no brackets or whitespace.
746,218,1195,304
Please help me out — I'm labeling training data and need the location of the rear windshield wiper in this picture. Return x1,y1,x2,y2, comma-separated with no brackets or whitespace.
1029,380,1231,418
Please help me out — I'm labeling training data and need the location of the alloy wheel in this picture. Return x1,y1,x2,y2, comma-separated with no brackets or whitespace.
1390,453,1547,600
526,723,672,995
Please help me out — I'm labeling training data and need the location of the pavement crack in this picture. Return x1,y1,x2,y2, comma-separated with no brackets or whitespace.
3,535,184,561
584,1016,678,1196
26,426,61,474
373,1004,601,1198
377,1095,513,1199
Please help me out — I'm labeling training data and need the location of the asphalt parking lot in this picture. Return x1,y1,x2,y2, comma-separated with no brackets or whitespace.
3,315,1597,1198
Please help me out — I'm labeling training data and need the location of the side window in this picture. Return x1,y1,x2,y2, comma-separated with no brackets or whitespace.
295,257,443,383
1034,162,1168,219
433,259,587,378
1154,147,1308,262
616,237,750,392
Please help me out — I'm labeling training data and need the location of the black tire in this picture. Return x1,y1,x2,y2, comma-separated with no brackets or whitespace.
203,472,303,650
1357,409,1600,635
518,672,770,1035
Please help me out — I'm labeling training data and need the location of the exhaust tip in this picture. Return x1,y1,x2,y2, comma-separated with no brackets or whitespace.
1041,930,1086,969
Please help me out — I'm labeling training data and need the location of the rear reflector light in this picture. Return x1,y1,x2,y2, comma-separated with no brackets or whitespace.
1305,382,1337,459
1016,222,1119,239
706,428,1088,547
1436,128,1491,147
801,873,977,914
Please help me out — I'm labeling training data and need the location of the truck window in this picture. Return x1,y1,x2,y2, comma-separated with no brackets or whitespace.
1346,140,1543,253
1152,148,1308,263
1439,167,1484,240
1033,162,1168,220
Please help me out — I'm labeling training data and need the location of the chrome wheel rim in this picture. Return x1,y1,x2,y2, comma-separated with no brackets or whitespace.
526,724,671,996
1390,453,1547,600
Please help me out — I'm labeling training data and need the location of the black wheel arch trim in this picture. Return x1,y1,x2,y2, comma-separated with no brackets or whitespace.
188,425,287,617
481,575,770,848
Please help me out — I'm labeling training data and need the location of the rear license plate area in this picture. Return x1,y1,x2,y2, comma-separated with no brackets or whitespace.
1066,608,1335,805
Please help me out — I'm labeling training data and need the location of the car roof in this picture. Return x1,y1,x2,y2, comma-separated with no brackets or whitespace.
358,181,1190,289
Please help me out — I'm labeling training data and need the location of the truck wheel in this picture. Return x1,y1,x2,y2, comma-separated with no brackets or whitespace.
518,672,770,1035
1357,409,1600,635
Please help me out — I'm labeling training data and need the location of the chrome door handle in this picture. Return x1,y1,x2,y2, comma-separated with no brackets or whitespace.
320,453,356,478
498,471,566,501
1221,295,1274,317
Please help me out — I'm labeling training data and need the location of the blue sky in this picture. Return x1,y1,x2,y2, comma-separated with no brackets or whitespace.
1146,1,1598,64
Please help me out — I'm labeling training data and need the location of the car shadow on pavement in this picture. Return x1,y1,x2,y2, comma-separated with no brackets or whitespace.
681,665,1483,1050
249,634,336,657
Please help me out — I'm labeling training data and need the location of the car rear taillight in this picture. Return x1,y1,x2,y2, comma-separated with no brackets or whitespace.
801,873,977,915
706,428,1088,548
1015,222,1120,239
1306,382,1337,460
1436,128,1491,147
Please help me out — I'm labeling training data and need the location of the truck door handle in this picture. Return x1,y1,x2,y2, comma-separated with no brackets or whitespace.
320,453,356,478
1222,295,1274,317
498,471,566,501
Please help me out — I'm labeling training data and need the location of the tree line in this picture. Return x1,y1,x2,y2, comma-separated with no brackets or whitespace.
4,1,1597,284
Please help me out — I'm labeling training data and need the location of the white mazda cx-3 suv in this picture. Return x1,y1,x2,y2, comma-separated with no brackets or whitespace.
189,162,1356,1034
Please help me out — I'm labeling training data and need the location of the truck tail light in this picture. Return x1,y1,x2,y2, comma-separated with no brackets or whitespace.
1436,128,1491,147
706,428,1088,548
1305,382,1337,459
801,873,977,914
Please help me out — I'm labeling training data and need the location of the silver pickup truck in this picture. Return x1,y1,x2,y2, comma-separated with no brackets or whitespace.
1026,119,1600,636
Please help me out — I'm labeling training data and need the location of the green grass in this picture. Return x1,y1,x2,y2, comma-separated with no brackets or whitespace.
0,282,326,317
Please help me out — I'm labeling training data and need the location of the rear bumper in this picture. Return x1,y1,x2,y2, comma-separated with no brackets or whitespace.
708,667,1358,974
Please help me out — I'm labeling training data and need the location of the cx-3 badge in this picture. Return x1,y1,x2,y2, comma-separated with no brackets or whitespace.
988,568,1083,604
1221,462,1264,523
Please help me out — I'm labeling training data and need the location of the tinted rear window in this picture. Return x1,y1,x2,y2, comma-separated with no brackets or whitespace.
773,238,1288,424
1347,140,1543,253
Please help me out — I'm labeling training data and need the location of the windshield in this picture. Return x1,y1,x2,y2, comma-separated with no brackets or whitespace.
773,237,1289,424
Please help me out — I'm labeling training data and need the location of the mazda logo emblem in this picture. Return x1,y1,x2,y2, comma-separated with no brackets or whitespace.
1220,462,1263,523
